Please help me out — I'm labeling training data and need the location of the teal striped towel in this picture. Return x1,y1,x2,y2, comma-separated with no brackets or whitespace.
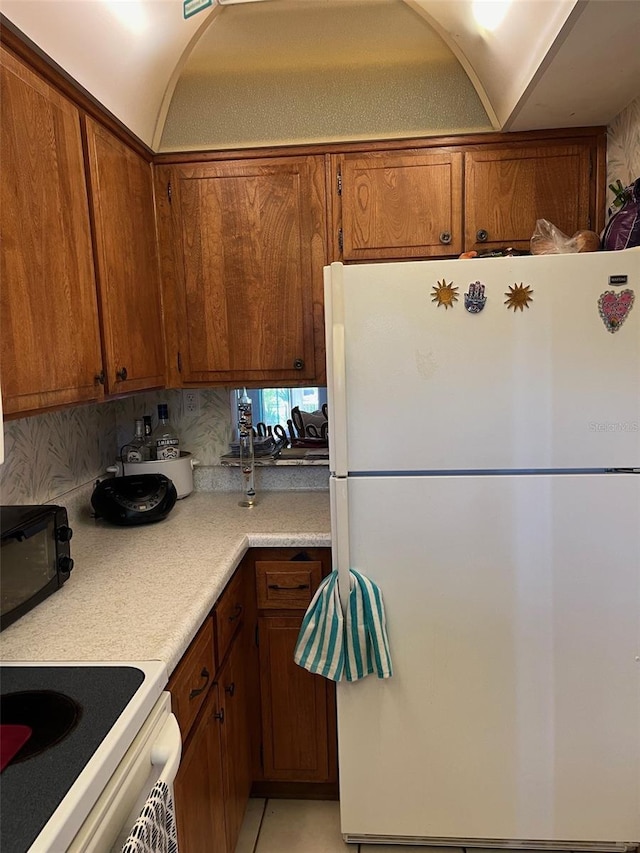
294,569,392,682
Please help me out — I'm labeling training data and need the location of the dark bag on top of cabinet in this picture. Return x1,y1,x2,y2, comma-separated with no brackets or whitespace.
601,177,640,250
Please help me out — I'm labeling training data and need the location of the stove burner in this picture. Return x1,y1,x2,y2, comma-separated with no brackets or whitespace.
0,690,82,763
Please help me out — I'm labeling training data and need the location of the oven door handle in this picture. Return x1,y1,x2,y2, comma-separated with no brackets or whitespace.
150,713,182,785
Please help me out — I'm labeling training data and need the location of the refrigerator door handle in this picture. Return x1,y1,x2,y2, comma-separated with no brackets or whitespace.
325,263,348,477
330,476,351,612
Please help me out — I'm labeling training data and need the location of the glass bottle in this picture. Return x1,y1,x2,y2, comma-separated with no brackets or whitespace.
143,415,155,460
151,403,180,460
124,419,150,462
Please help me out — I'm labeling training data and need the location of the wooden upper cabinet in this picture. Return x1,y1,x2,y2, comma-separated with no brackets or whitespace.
464,143,594,252
84,117,165,395
0,46,103,415
334,149,464,260
157,155,327,386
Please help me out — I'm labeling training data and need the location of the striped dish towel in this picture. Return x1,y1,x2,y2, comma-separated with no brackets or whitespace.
344,569,393,681
293,571,345,681
294,569,392,682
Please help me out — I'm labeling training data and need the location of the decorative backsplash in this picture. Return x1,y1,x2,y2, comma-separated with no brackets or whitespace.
607,96,640,202
0,388,328,505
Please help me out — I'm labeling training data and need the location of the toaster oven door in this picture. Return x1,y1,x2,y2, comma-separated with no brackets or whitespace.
0,509,71,630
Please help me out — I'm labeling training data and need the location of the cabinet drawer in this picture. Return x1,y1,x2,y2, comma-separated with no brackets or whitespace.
169,617,214,742
256,561,322,610
214,569,246,667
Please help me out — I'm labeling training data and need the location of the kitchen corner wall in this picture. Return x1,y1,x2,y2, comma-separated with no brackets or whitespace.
0,388,328,506
606,96,640,197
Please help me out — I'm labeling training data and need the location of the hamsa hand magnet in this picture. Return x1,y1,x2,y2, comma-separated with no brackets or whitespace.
464,281,486,313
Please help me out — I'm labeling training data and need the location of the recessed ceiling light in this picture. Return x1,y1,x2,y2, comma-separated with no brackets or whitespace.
472,0,511,31
102,0,150,34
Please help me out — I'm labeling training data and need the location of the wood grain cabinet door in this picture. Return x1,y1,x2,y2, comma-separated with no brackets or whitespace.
464,143,594,252
218,634,253,853
258,615,332,782
84,118,165,395
335,149,463,260
0,47,104,415
159,156,326,385
173,685,227,853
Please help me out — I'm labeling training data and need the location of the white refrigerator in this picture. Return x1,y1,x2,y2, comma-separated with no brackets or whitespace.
324,248,640,849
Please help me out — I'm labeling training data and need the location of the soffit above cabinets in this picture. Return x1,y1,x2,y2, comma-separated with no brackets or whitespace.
1,0,638,150
159,0,492,151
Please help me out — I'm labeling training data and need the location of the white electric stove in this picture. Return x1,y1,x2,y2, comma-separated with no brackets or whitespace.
0,660,179,853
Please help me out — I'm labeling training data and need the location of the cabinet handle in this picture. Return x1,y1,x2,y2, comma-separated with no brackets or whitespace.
225,682,235,697
188,667,210,700
116,366,128,381
439,231,452,245
268,583,310,591
94,370,105,385
213,708,225,723
476,229,488,243
293,358,304,370
228,604,243,623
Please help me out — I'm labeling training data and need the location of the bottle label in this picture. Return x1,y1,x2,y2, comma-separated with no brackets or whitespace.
126,448,143,463
156,438,179,460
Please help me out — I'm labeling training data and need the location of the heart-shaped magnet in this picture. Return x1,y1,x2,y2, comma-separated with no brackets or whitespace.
598,288,634,333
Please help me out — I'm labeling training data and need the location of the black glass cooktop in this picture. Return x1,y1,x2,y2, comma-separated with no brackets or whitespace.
0,666,145,853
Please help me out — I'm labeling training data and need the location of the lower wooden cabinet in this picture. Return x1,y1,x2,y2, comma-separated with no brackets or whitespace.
218,635,253,848
173,685,227,853
171,547,336,851
253,548,337,790
258,615,334,782
170,565,254,853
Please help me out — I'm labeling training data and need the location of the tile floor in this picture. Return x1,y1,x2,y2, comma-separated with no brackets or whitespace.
235,798,461,852
235,800,622,853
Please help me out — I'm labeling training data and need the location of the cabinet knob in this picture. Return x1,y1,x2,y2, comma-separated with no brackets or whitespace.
94,370,105,385
476,229,488,243
293,358,305,371
116,366,128,382
439,231,452,245
213,708,225,723
225,682,235,697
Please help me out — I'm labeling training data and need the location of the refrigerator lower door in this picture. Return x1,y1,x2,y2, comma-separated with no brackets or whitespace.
336,473,640,846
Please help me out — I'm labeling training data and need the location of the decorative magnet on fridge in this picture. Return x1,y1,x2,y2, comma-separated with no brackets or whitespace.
464,281,487,313
598,289,635,333
504,282,534,312
431,279,459,309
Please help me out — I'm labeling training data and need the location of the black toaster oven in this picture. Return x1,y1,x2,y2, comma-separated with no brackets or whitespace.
0,504,74,632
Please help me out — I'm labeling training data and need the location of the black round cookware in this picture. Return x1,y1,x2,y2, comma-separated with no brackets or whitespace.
91,474,177,526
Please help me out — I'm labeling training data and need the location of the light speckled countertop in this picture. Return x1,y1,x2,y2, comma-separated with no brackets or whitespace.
0,489,331,679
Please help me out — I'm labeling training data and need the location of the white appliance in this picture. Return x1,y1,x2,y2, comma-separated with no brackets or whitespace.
325,248,640,849
0,661,180,852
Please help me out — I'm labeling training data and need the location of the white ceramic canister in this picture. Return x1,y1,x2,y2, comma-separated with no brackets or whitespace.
107,451,200,499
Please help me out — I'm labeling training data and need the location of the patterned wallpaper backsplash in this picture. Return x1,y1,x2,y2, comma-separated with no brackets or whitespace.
606,96,640,205
0,388,327,505
3,101,638,505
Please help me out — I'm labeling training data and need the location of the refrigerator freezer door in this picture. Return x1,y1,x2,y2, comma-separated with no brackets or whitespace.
336,473,640,844
327,249,640,472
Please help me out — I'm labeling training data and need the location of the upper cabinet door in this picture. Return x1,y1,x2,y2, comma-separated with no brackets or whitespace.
464,143,593,252
0,47,104,415
159,156,326,385
84,118,165,395
335,150,464,260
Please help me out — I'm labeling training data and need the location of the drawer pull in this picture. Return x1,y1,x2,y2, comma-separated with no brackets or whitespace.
268,583,310,591
225,682,235,697
228,604,243,622
188,667,210,700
